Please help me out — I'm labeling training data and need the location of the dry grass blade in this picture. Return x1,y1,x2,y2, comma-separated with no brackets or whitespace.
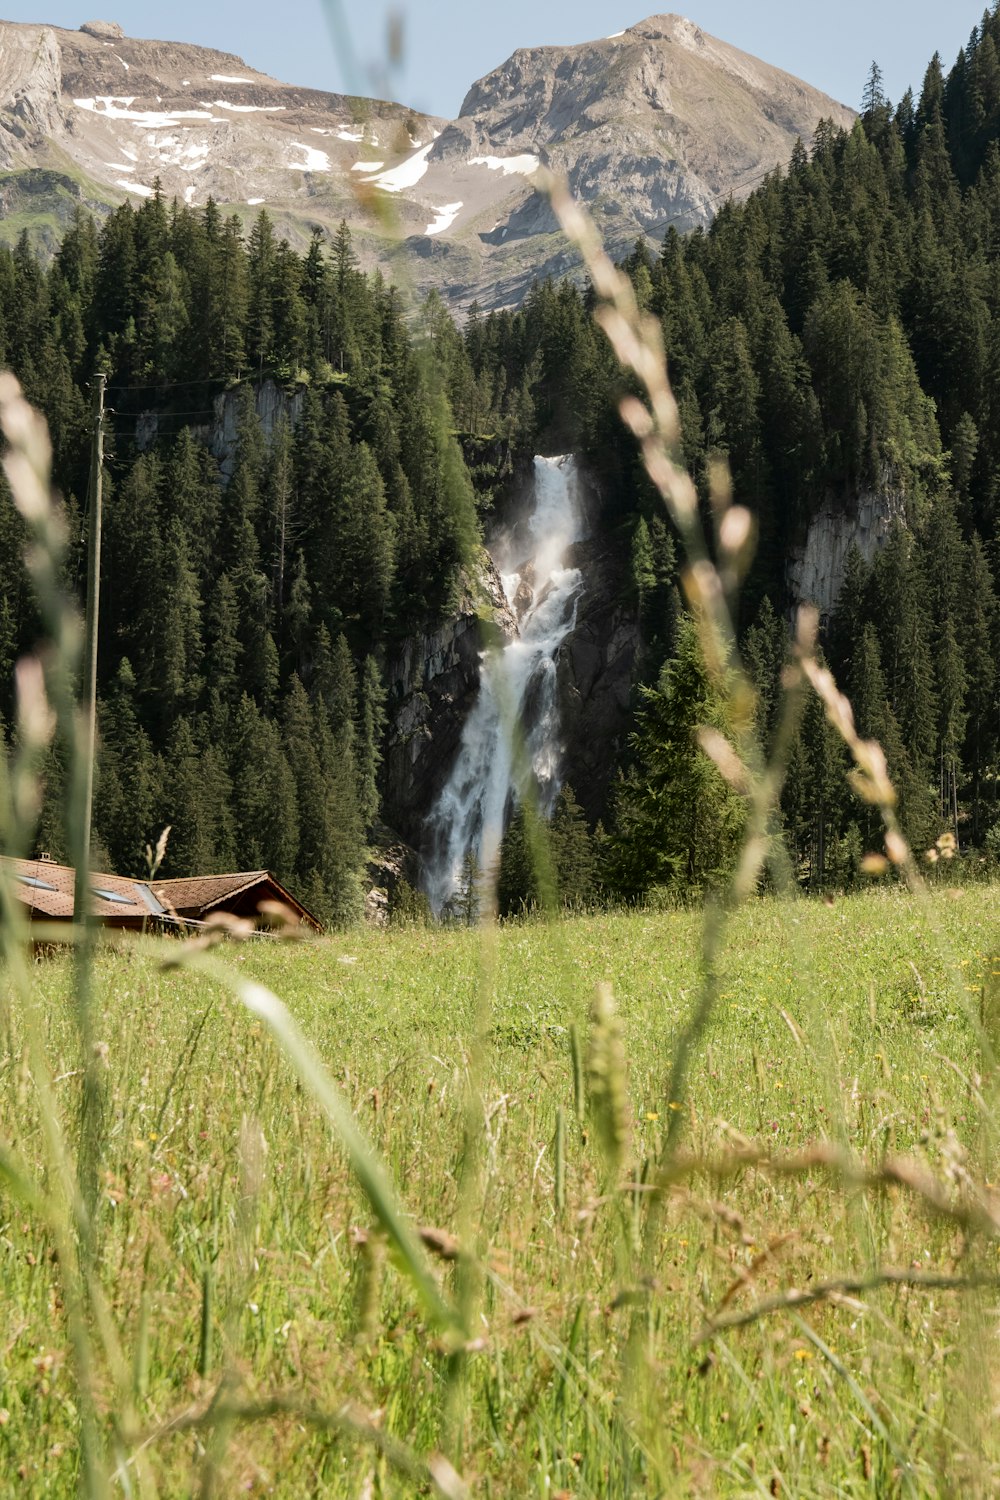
696,1269,1000,1342
0,1139,50,1214
655,1142,1000,1238
537,168,812,1169
127,1391,468,1496
715,1232,798,1313
0,372,126,1499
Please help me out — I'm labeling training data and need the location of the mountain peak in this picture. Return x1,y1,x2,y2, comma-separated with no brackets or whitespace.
618,14,704,42
0,13,854,310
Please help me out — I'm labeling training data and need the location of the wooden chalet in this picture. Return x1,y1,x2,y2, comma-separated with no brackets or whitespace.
150,871,323,933
3,855,177,931
2,858,321,936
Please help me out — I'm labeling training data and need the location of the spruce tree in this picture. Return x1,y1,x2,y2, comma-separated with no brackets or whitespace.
229,695,299,878
357,656,387,830
608,618,747,900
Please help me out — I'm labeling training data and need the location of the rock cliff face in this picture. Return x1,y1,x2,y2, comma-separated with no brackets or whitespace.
559,535,640,825
382,557,519,844
787,483,906,615
0,18,442,248
446,12,855,306
0,23,64,148
0,15,853,309
138,379,303,476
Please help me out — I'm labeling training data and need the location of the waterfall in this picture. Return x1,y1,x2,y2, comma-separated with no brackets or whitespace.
423,455,586,915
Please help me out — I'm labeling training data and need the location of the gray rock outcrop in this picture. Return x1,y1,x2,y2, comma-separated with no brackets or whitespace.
137,379,303,478
80,21,125,41
558,535,640,825
382,557,519,844
787,482,907,616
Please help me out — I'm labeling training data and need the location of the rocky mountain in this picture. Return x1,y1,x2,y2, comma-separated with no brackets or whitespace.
0,19,443,244
0,14,854,307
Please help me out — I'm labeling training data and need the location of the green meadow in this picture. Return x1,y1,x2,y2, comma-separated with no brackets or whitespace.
3,884,1000,1496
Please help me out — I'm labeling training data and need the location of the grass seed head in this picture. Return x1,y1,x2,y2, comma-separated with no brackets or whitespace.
586,982,631,1174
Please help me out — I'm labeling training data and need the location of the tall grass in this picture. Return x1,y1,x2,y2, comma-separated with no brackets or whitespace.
2,902,1000,1492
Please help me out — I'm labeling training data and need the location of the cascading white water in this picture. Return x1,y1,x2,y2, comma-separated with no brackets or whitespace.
424,455,586,915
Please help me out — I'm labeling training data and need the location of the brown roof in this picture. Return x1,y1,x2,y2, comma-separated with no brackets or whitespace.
151,871,323,932
3,856,168,925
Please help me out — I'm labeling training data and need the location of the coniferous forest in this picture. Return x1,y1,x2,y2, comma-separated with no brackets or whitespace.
5,14,1000,918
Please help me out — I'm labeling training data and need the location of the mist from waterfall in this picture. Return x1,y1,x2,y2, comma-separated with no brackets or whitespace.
423,455,586,915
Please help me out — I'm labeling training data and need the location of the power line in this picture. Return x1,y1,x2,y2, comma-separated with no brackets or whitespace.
106,377,233,393
108,408,219,422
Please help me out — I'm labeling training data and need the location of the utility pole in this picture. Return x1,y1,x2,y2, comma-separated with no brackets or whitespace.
74,372,107,1228
76,372,105,917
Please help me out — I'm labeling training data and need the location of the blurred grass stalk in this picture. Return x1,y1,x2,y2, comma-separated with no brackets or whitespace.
0,371,133,1499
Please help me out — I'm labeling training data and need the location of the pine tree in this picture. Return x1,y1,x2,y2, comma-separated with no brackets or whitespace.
282,674,332,891
957,534,999,840
497,807,534,917
313,702,365,926
631,516,656,615
550,784,596,906
94,659,159,876
229,694,299,878
246,210,277,378
935,615,967,830
157,717,234,876
204,573,242,707
333,441,396,633
743,597,788,751
870,525,937,778
265,414,297,616
862,60,887,120
607,618,747,900
357,656,387,830
784,676,850,886
147,517,203,717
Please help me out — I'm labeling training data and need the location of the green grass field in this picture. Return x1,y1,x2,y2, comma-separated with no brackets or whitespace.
3,884,1000,1496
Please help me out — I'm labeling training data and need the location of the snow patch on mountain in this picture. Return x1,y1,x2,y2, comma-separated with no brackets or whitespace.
289,141,330,171
470,153,539,176
210,73,252,83
370,139,435,192
149,135,210,167
75,96,221,127
425,201,463,235
210,100,286,113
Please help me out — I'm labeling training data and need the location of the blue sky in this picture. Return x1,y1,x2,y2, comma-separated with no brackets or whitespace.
3,3,986,120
